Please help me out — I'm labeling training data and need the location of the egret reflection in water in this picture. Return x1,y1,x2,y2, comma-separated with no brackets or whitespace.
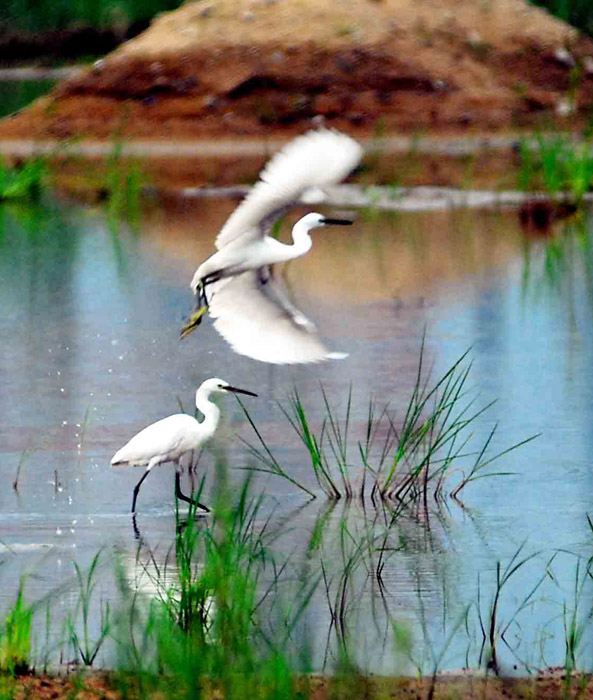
180,129,362,363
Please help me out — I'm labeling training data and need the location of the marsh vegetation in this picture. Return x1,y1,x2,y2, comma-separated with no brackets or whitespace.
1,189,593,699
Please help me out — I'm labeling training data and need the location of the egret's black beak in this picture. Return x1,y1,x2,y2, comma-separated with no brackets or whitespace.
321,218,353,226
225,385,258,397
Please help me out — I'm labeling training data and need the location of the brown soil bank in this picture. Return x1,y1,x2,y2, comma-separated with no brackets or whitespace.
7,672,593,700
3,0,593,142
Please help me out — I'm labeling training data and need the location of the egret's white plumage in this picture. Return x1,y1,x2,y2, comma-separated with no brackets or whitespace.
111,377,257,513
213,129,362,252
181,129,362,361
207,268,347,365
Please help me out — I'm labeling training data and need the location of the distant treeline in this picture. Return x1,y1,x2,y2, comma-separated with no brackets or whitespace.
0,0,182,33
531,0,593,37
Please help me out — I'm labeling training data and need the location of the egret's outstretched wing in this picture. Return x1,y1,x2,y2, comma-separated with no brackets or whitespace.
207,269,348,365
214,130,362,250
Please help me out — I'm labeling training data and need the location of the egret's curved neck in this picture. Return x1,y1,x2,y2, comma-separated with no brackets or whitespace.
195,389,221,441
290,218,314,256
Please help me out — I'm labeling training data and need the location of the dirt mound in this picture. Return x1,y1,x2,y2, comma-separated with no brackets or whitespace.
2,0,593,140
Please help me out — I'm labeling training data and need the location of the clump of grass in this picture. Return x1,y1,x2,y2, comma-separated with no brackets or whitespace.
104,141,144,229
475,543,548,674
116,467,312,700
517,133,593,204
0,578,33,676
0,158,46,202
242,341,534,510
66,550,111,666
547,520,593,685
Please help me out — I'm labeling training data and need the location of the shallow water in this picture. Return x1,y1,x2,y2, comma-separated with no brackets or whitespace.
0,195,592,673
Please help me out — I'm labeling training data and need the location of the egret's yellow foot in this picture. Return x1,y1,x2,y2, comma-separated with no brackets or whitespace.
180,306,208,340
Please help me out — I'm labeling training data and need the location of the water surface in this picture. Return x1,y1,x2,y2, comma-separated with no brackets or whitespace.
0,195,592,673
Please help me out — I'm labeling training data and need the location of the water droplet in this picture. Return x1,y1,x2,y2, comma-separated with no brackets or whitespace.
56,528,62,535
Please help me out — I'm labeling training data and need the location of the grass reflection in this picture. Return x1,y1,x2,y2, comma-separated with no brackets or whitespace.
522,212,593,317
1,477,591,682
0,200,79,318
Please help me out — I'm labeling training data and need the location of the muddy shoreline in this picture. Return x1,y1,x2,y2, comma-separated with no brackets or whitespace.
7,671,593,700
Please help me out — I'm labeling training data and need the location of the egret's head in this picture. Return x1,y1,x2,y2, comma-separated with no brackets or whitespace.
199,378,258,398
299,212,354,231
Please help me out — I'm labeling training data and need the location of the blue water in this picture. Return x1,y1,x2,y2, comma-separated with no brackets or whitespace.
0,195,591,673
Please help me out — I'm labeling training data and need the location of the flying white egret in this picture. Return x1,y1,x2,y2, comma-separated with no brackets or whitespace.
204,267,348,364
110,378,257,513
180,129,362,352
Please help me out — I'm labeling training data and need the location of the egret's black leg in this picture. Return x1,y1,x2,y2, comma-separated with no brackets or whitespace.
197,281,209,310
180,273,224,339
175,472,210,513
195,270,226,309
131,468,152,513
132,513,142,541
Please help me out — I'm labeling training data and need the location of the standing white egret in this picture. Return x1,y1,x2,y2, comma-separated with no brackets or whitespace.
111,378,257,513
180,129,362,344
